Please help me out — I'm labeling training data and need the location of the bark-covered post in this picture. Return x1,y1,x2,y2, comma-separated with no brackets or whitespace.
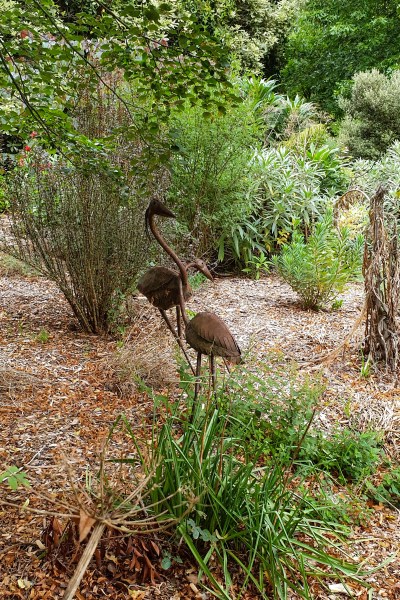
363,185,400,370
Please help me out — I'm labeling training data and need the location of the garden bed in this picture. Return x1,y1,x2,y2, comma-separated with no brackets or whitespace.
0,263,399,599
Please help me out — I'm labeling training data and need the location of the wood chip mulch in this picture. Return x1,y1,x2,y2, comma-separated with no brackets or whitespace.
0,268,399,599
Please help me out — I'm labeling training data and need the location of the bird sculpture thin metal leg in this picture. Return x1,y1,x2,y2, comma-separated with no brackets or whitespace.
188,351,203,424
223,358,231,374
158,309,196,376
210,354,216,393
176,306,182,340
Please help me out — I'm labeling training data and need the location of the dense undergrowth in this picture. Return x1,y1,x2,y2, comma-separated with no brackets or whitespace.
92,360,396,599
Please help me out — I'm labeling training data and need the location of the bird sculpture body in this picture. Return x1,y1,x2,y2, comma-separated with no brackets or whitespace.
185,310,242,411
138,258,212,332
138,198,213,371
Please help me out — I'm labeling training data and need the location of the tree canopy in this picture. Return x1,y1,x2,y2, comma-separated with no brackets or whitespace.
281,0,400,114
0,0,237,161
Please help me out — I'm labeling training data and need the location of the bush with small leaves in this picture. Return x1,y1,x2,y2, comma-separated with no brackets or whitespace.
167,101,261,262
338,69,400,160
272,212,363,310
299,429,383,483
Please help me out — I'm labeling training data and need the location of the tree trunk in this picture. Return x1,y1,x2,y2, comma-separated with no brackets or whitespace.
363,185,400,370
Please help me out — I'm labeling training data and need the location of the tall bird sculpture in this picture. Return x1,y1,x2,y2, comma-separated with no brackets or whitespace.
137,198,213,372
185,309,242,412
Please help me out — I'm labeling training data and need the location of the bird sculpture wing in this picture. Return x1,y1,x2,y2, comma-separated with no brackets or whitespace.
137,266,178,295
186,312,242,363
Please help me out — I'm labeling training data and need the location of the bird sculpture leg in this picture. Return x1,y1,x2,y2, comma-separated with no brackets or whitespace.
176,305,182,340
158,309,195,376
210,354,216,393
189,351,202,424
223,358,231,374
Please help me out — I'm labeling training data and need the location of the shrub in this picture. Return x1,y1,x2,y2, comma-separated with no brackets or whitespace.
167,102,261,263
338,69,400,160
8,154,148,333
272,212,363,310
5,73,154,333
252,146,338,248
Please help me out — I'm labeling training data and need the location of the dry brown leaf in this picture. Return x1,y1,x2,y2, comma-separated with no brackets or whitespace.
78,508,96,542
128,591,147,599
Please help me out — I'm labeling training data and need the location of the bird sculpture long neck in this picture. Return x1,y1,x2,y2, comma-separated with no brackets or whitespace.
149,213,188,286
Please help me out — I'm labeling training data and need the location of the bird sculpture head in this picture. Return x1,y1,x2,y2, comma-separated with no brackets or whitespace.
187,258,214,281
145,198,176,238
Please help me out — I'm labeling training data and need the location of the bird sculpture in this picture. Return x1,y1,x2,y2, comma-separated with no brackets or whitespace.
137,198,213,372
185,310,242,413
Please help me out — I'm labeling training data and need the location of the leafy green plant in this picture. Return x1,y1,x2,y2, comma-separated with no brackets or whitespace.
168,101,261,261
188,271,208,291
109,379,368,599
225,360,322,463
35,329,50,344
0,466,30,490
272,212,364,310
365,466,400,508
242,249,269,279
264,94,320,142
360,352,372,378
299,429,383,483
253,146,329,245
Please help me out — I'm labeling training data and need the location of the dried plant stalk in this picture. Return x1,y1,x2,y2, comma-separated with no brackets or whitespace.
363,185,400,370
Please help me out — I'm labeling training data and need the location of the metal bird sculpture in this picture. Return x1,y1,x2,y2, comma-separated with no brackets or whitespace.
185,310,242,413
137,198,213,372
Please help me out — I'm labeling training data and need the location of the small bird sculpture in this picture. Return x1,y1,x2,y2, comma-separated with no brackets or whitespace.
137,198,213,372
185,310,242,411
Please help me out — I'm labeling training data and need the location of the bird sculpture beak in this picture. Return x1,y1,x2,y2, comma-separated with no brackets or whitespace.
201,265,214,282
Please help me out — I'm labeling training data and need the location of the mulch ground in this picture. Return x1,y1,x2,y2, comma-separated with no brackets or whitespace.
0,265,399,599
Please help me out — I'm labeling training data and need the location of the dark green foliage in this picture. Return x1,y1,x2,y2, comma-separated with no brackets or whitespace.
300,430,383,483
168,102,261,260
338,70,400,159
272,212,364,310
365,466,400,508
281,0,400,114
